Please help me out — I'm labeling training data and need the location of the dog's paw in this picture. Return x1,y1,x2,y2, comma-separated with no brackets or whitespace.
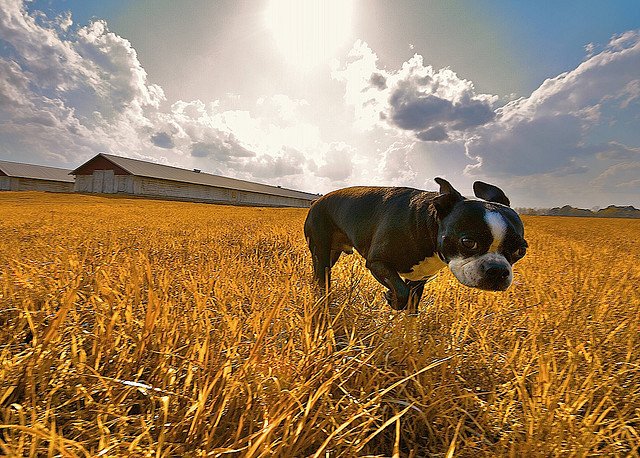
385,289,408,310
384,289,394,307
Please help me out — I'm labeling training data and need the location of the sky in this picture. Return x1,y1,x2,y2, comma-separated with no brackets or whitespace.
1,0,639,208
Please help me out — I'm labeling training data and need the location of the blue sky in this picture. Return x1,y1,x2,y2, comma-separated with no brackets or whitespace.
1,0,639,207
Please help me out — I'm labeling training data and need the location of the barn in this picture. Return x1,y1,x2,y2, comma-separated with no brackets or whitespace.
0,160,74,192
71,153,319,207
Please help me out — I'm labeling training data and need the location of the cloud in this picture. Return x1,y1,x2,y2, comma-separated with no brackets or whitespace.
333,40,497,141
378,141,418,183
333,34,640,180
465,114,591,176
258,94,310,123
315,142,355,181
385,63,496,136
243,149,305,179
369,73,387,90
596,142,640,161
416,125,448,142
0,0,166,163
465,31,640,178
190,143,211,158
330,34,640,205
150,132,175,149
549,162,589,177
189,139,255,161
593,162,640,191
331,40,388,131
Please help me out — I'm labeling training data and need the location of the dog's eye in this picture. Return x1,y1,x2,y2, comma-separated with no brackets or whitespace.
514,246,527,258
460,237,478,250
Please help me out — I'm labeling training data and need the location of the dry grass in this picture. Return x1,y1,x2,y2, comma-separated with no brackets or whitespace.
1,191,639,457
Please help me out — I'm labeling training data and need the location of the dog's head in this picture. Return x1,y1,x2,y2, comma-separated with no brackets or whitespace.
432,177,527,291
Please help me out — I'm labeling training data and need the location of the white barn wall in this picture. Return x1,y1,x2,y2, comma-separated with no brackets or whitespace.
74,175,92,192
135,176,311,207
75,170,312,207
75,174,134,194
0,177,73,192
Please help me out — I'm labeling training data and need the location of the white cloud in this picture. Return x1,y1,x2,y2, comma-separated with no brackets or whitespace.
596,142,640,161
593,162,640,192
465,31,640,180
331,40,386,130
150,132,175,149
378,141,419,183
331,33,640,206
0,0,166,163
259,94,310,123
315,142,355,182
332,40,498,141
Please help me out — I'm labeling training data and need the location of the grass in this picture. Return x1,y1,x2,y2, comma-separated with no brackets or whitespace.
1,191,639,456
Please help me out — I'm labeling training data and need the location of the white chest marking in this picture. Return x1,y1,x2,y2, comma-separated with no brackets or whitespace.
485,212,507,252
400,255,446,281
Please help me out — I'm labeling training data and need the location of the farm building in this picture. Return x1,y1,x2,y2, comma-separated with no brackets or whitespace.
71,153,319,207
0,160,74,192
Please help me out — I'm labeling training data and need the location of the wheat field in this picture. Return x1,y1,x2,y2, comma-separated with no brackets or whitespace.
0,192,639,457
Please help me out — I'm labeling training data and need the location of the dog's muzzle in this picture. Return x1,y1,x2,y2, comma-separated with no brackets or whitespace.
448,253,513,291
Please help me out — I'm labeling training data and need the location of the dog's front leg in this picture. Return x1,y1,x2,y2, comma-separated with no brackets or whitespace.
365,260,410,310
405,280,427,315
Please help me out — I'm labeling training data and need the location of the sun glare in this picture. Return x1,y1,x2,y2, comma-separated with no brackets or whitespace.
265,0,353,71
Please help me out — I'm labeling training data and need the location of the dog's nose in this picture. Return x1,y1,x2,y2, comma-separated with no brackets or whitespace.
484,264,510,281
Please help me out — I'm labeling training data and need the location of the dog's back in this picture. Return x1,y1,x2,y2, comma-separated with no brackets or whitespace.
304,186,436,286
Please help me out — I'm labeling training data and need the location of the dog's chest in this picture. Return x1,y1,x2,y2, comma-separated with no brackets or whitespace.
400,255,446,281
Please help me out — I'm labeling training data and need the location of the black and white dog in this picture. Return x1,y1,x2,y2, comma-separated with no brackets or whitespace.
304,178,527,311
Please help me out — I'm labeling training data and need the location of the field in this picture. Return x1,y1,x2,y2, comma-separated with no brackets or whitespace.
1,192,639,457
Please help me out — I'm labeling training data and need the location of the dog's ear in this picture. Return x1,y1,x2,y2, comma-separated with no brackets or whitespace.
435,177,462,197
473,181,510,206
433,177,463,220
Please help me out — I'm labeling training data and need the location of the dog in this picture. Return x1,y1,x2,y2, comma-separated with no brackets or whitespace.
304,177,527,311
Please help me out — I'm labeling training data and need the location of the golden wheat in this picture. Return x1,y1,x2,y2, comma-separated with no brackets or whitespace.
1,192,639,456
